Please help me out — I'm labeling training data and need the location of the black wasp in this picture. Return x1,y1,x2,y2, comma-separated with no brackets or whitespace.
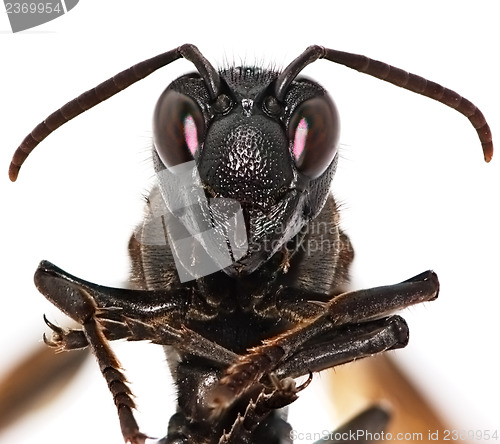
9,44,493,444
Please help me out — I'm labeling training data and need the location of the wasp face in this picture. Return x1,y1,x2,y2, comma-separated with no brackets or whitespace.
153,68,340,275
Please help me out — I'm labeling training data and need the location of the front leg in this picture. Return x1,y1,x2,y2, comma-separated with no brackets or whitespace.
275,315,409,380
83,317,148,444
35,261,152,443
209,271,439,410
34,260,191,325
34,260,241,443
37,260,238,365
36,259,187,352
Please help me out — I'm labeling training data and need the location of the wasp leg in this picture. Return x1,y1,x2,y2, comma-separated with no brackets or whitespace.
209,271,438,409
275,316,408,379
217,318,398,443
218,375,302,444
36,261,239,367
219,373,312,444
34,260,191,324
33,261,150,443
42,312,148,351
82,316,148,444
34,260,243,442
316,405,390,444
42,315,89,350
125,319,238,367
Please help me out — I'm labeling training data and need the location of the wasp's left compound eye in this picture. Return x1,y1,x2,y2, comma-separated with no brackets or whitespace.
153,89,205,168
288,95,340,179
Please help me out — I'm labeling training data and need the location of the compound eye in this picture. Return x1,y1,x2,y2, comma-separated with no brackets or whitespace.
153,89,205,168
288,96,340,179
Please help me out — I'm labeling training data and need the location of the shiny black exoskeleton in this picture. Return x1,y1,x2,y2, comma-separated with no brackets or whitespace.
10,44,492,444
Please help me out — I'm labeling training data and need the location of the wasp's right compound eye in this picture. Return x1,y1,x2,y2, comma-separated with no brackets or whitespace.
153,89,205,168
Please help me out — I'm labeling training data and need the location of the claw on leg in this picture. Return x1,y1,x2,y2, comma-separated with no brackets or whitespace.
42,315,64,349
42,315,89,351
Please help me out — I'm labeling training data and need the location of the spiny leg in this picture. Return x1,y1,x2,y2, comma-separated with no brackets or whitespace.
37,261,237,367
35,260,245,442
208,271,438,409
34,264,147,442
43,314,238,368
209,315,407,435
32,261,171,443
274,315,408,380
124,318,238,367
218,375,310,444
217,318,399,444
82,317,147,444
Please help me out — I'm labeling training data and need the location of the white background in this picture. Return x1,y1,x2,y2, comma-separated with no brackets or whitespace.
0,1,499,443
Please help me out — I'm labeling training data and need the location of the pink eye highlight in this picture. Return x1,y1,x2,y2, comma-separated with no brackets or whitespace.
184,115,199,156
292,117,308,161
